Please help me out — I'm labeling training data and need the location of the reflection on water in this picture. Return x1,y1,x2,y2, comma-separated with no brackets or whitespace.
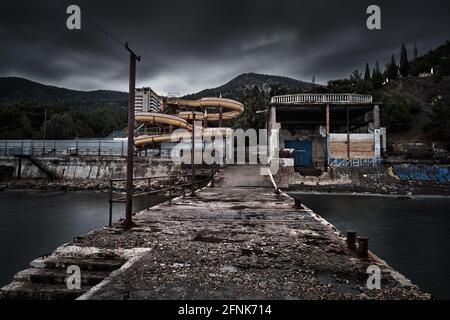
0,191,167,287
289,192,450,299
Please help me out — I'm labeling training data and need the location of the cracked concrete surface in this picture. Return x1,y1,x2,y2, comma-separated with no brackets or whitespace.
73,165,430,300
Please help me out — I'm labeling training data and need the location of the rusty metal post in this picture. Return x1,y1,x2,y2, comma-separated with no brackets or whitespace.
346,230,356,250
294,198,302,209
357,236,369,258
17,157,22,180
210,172,215,188
168,177,172,199
191,112,196,197
325,104,330,172
108,180,113,227
147,177,151,209
124,44,140,228
346,105,350,159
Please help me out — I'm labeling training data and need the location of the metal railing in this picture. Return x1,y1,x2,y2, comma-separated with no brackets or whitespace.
0,139,128,157
107,165,219,227
270,93,373,104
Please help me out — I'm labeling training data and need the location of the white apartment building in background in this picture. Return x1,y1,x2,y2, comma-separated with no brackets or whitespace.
135,87,161,113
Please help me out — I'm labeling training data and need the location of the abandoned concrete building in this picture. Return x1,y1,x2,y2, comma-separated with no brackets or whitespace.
268,93,386,175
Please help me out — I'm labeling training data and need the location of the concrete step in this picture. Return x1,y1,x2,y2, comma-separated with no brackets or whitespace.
30,256,125,272
0,281,90,300
14,268,111,286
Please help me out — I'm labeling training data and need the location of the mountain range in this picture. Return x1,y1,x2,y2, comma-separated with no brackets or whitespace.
0,72,313,139
184,72,314,100
0,72,313,108
0,77,128,109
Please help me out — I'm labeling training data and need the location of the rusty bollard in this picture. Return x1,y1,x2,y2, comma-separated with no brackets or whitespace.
294,198,302,209
346,230,356,250
357,236,369,258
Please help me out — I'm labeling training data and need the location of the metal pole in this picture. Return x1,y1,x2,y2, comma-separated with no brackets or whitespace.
147,178,151,209
124,44,140,228
358,236,369,258
17,157,22,180
346,105,350,159
346,230,356,250
191,112,196,196
325,104,330,172
43,107,47,155
109,180,113,227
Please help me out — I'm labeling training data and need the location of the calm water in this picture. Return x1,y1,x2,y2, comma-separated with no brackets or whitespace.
289,192,450,299
0,191,167,287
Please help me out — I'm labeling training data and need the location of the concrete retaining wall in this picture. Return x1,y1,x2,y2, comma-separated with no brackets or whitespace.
276,165,394,187
0,156,179,181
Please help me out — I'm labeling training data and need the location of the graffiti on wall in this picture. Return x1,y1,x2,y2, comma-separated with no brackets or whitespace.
393,165,450,183
329,158,382,167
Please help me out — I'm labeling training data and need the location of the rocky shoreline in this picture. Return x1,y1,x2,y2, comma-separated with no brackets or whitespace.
0,177,188,193
2,178,450,197
287,181,450,196
0,179,112,192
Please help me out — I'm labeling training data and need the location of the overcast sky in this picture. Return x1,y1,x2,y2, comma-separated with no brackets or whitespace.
1,0,449,95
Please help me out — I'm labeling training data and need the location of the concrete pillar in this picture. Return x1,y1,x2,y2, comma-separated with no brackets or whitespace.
325,104,330,171
373,105,380,129
325,104,330,135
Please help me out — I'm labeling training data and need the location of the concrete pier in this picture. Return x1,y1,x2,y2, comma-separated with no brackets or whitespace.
1,165,430,300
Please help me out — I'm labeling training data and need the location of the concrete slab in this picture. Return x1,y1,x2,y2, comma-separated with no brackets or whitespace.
72,166,430,300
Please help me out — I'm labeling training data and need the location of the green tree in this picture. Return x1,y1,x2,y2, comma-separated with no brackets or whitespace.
44,113,77,139
19,114,34,138
232,86,267,130
350,70,362,81
411,42,419,76
380,94,412,131
387,54,399,80
364,63,371,81
400,44,409,77
428,98,450,140
372,60,384,89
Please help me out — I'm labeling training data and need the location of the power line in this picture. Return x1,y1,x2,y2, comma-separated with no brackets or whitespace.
58,0,126,48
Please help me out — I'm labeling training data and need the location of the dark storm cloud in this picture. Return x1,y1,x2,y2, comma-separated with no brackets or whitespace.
1,0,450,94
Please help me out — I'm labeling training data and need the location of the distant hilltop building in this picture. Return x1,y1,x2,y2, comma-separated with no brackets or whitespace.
135,87,161,113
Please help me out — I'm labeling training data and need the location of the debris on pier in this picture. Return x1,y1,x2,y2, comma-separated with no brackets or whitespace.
1,166,430,300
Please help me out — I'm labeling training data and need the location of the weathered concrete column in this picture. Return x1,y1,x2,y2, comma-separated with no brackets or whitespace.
346,106,350,159
373,104,380,129
325,104,330,171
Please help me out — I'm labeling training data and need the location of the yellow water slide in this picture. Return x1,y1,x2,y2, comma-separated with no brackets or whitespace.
134,97,244,147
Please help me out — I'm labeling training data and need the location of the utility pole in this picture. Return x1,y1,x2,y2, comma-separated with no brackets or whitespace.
43,107,47,155
124,43,141,228
191,112,196,197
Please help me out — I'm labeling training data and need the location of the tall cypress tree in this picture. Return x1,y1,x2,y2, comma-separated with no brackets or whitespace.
400,44,409,77
411,42,419,76
388,54,399,80
372,60,384,88
364,63,371,81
